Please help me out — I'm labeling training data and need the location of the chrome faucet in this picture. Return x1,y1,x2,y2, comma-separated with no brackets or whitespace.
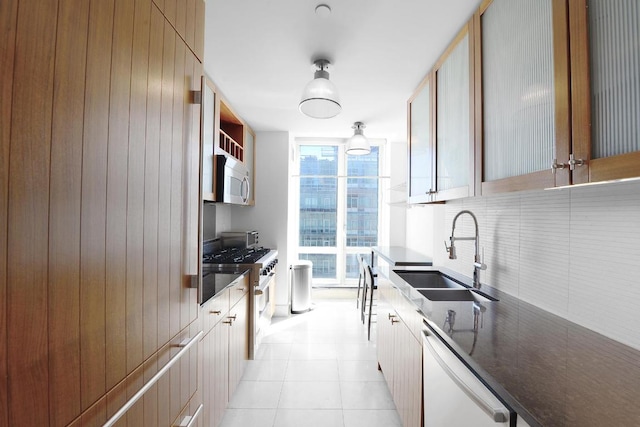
444,210,486,288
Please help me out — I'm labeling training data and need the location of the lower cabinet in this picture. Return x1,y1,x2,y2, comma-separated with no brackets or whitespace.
200,275,249,427
228,290,248,398
377,279,422,427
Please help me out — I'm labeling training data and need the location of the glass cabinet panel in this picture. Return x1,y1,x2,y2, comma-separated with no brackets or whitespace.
588,0,640,159
408,78,433,202
481,0,555,181
436,34,470,192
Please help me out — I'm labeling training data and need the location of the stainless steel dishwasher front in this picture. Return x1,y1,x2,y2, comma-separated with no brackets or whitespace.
422,328,512,426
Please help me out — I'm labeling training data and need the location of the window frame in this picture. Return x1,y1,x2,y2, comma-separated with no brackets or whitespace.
292,138,390,286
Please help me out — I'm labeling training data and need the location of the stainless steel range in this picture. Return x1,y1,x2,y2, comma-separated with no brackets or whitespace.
201,235,278,359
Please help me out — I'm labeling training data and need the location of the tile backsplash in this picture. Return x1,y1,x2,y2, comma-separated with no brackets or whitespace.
429,179,640,351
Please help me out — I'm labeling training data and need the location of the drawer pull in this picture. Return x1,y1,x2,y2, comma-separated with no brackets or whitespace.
103,331,203,427
210,310,221,315
174,403,203,427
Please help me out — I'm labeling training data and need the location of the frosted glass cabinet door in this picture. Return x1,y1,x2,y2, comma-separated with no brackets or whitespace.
570,0,640,184
434,26,474,201
479,0,570,194
408,76,434,204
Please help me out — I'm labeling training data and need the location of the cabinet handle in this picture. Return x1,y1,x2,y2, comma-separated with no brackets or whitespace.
422,330,510,422
388,313,397,320
210,310,221,315
228,314,237,320
237,288,245,292
103,331,203,427
173,403,203,427
223,320,233,325
391,318,400,324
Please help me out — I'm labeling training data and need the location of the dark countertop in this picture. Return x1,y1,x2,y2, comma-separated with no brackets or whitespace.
380,265,640,427
200,267,250,305
372,246,433,266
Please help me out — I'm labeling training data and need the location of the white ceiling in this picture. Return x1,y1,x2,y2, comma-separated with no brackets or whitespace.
204,0,482,143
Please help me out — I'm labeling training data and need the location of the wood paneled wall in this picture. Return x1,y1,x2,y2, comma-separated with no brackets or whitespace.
0,0,204,425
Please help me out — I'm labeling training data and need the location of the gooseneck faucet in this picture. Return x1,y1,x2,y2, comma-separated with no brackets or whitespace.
444,210,486,288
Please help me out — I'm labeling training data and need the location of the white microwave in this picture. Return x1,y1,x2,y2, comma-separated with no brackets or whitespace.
214,154,250,205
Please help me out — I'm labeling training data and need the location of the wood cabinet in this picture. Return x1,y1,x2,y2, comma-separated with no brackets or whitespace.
152,0,204,61
433,22,476,202
407,20,476,204
569,0,640,184
244,127,256,205
377,277,422,427
407,74,435,203
200,84,257,204
476,0,571,195
407,0,640,203
1,0,205,425
200,274,249,427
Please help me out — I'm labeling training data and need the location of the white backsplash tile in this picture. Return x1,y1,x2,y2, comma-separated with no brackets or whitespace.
413,179,640,351
518,189,571,317
484,193,521,296
568,180,640,349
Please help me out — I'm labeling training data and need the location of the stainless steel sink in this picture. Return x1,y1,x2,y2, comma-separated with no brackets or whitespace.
417,289,496,302
395,271,466,289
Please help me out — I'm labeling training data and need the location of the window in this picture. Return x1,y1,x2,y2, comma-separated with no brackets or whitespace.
294,141,387,286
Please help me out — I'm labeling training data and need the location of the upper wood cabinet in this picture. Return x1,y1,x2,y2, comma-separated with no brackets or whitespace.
200,83,257,204
408,0,640,203
406,21,476,204
244,127,256,205
433,22,476,202
476,0,572,195
569,0,640,184
407,74,435,203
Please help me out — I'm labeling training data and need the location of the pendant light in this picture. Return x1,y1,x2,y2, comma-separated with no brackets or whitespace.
299,59,342,119
346,122,371,155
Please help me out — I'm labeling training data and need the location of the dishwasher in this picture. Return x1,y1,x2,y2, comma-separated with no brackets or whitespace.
422,326,513,427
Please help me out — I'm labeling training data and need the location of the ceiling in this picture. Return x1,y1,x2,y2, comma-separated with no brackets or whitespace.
203,0,482,143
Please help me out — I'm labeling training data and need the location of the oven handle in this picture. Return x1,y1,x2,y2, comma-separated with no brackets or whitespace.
256,271,275,293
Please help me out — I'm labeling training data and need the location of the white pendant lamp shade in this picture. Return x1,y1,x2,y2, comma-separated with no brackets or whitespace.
299,59,342,119
346,122,371,155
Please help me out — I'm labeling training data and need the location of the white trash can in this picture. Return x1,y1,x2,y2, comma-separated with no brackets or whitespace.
291,260,312,314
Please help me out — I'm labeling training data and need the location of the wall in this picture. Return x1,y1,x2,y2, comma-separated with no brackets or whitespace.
388,140,407,247
230,132,291,316
406,179,640,351
0,0,203,425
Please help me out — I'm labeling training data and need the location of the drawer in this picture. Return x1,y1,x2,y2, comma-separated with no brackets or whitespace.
201,289,230,333
229,273,249,307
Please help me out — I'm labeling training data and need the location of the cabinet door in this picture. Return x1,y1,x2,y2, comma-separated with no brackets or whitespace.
244,127,256,205
228,291,248,399
213,321,229,427
200,330,214,427
570,0,640,184
433,23,476,201
376,290,395,392
201,77,216,201
478,0,571,194
408,75,435,203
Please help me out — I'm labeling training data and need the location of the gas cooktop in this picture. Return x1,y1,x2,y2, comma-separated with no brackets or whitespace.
203,246,272,264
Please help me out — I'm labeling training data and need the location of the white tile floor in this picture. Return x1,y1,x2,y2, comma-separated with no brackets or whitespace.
220,291,402,427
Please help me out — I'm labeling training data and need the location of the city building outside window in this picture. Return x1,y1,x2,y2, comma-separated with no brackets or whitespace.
293,140,389,286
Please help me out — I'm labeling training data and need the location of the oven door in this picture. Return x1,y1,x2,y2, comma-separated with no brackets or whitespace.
255,269,276,348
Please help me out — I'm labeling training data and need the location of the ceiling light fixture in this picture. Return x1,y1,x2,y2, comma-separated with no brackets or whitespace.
299,59,342,119
315,4,332,18
346,122,371,155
